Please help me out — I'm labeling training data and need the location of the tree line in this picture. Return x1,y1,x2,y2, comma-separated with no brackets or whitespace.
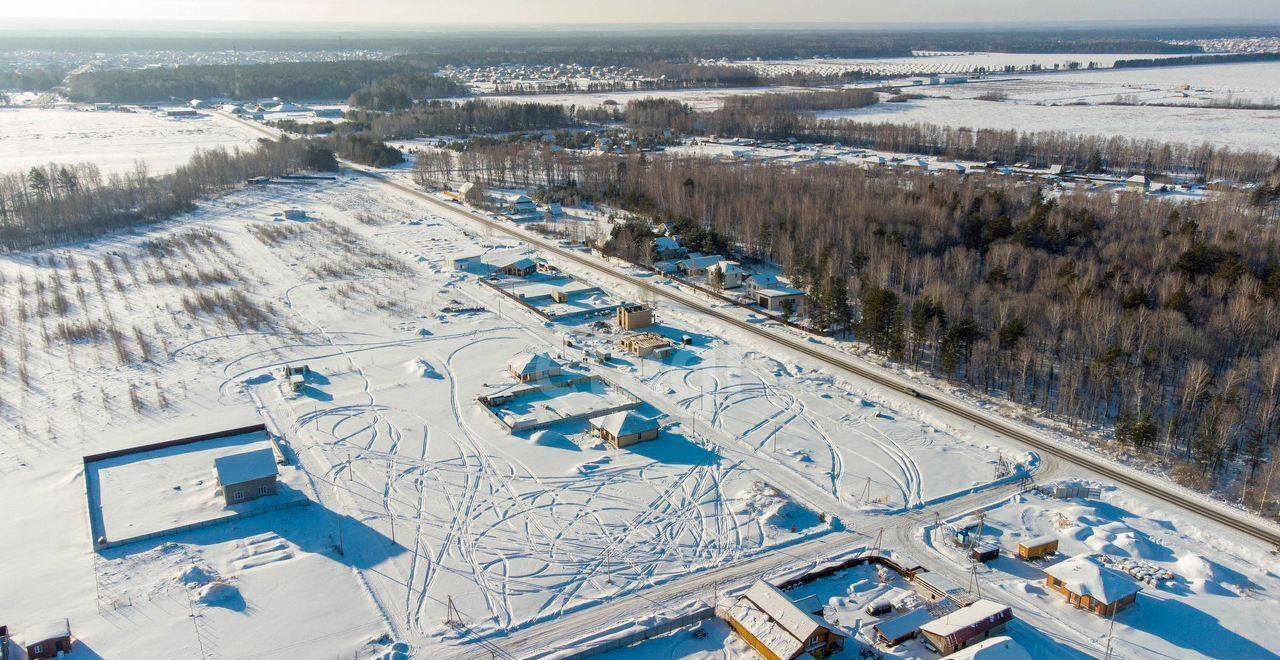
0,138,336,251
410,143,1280,516
67,60,449,104
624,96,1279,183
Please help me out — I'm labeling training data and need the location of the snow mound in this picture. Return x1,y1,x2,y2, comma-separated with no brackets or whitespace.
178,565,218,587
404,358,440,379
735,481,822,534
529,429,564,446
1176,554,1221,583
196,580,240,605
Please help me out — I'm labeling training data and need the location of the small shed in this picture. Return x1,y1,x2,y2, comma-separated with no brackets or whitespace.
1043,555,1140,616
724,580,846,660
912,571,968,604
873,608,934,646
616,304,654,330
283,209,307,220
22,619,72,659
214,449,279,505
971,542,1000,563
918,599,1013,656
507,353,561,382
590,410,660,448
1017,535,1058,560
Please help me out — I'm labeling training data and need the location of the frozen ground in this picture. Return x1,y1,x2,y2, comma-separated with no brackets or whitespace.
0,107,265,177
89,431,308,542
818,95,1280,153
906,60,1280,106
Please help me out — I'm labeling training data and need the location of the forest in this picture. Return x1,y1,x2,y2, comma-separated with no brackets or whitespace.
410,143,1280,516
66,60,455,103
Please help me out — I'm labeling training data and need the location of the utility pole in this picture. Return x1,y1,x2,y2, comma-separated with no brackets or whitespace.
1104,607,1118,660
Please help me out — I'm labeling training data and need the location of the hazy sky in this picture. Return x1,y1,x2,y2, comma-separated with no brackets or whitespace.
4,0,1280,27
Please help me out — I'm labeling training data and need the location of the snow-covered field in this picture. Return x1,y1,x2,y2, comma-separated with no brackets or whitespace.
905,60,1280,106
818,96,1280,153
0,173,1028,657
0,107,265,176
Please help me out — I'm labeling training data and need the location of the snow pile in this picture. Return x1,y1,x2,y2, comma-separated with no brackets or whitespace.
404,358,441,379
178,564,218,587
529,429,565,446
735,481,823,534
196,580,241,606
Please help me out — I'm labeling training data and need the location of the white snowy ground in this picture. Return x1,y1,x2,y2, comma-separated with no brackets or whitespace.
905,60,1280,107
0,107,265,177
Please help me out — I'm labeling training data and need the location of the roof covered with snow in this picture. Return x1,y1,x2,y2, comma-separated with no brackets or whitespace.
1043,555,1141,605
507,353,559,377
919,599,1011,638
24,618,70,642
725,581,842,658
590,410,658,438
756,286,806,298
214,448,278,486
942,635,1031,660
874,608,935,642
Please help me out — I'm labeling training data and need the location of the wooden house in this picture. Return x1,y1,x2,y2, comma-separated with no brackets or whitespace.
1042,555,1140,616
724,580,846,660
214,449,279,506
872,608,934,646
620,332,673,358
22,619,72,660
918,599,1012,656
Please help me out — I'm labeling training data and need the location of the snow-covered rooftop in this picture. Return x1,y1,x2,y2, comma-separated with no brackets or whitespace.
726,581,841,659
874,607,935,643
214,448,278,486
942,635,1032,659
507,352,560,377
756,286,806,298
24,618,70,642
1043,555,1141,605
919,599,1011,638
590,410,658,438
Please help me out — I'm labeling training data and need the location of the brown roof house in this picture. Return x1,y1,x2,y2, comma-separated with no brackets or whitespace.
1043,555,1140,617
215,449,279,506
724,580,846,660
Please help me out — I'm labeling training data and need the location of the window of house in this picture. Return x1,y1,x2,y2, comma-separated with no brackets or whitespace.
233,490,245,501
33,644,43,654
258,485,269,495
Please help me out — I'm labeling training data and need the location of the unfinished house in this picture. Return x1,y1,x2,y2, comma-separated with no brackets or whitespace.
616,304,654,330
620,332,673,358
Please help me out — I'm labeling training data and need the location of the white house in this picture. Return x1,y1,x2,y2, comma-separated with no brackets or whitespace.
755,286,807,315
678,254,724,277
510,195,538,213
746,273,779,293
709,261,744,289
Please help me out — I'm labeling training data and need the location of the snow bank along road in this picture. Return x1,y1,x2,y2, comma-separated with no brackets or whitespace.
340,166,1280,549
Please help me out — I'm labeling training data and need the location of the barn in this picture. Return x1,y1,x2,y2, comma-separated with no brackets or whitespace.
724,580,846,660
1043,555,1140,616
918,599,1013,656
214,449,279,506
589,410,659,449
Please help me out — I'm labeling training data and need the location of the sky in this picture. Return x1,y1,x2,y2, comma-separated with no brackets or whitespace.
3,0,1279,28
